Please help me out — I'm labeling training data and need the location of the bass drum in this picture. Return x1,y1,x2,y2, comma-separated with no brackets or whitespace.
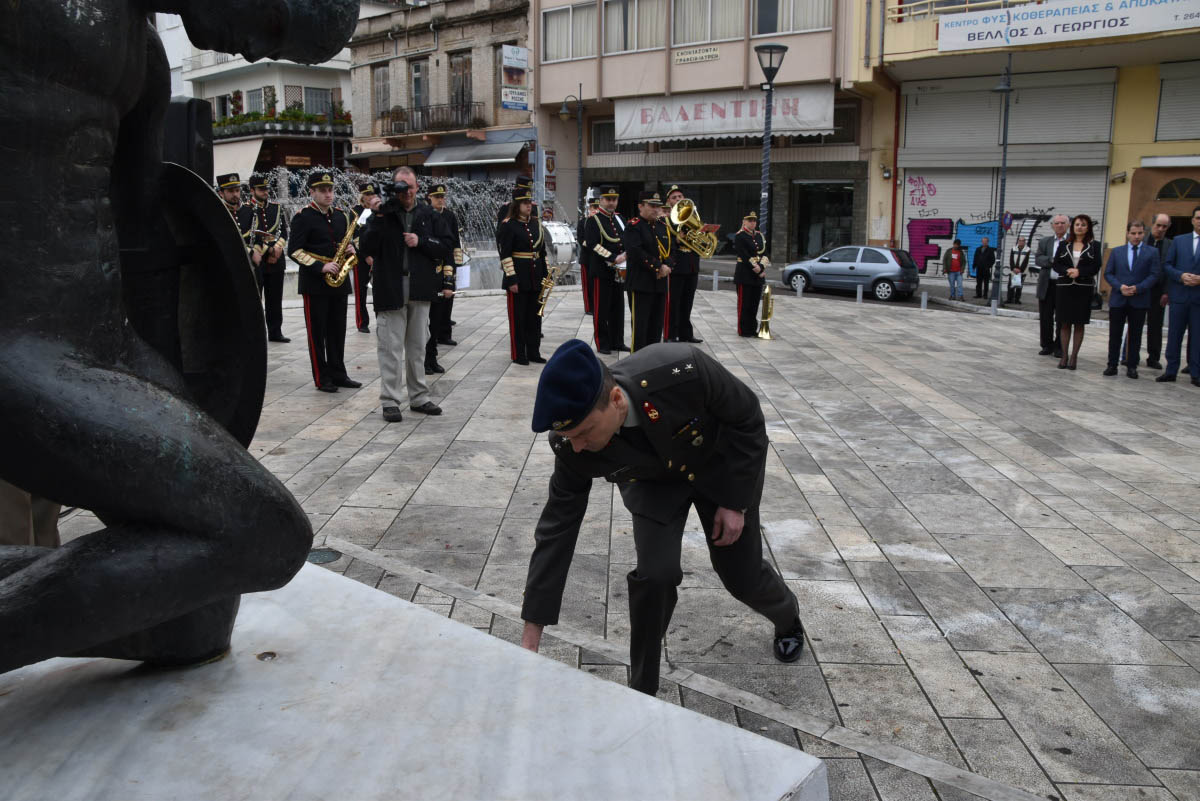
542,220,579,267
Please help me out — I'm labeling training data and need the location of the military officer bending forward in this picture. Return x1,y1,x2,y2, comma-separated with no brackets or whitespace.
520,339,805,694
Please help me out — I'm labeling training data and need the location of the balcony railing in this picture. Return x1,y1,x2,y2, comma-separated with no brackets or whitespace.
183,51,237,72
378,102,485,135
887,0,1039,22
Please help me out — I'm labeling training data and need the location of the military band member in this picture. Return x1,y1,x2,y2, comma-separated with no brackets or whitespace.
244,174,290,343
663,186,702,344
497,187,548,365
288,171,361,393
734,212,768,337
578,193,600,316
425,183,459,375
520,339,806,695
622,190,671,353
498,175,536,227
217,172,254,262
350,183,381,334
583,186,627,354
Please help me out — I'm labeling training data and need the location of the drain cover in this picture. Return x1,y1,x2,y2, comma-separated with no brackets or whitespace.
306,547,342,564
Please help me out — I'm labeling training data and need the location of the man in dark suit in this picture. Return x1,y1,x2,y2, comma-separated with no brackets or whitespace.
1035,214,1070,357
973,236,996,299
1103,220,1161,379
1140,213,1172,369
519,339,805,695
1157,206,1200,386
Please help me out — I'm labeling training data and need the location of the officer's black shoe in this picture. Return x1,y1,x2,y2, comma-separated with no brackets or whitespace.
1192,377,1200,387
773,621,805,663
438,338,458,347
334,378,362,389
684,337,704,344
410,401,443,415
1127,367,1139,379
317,384,338,393
425,362,445,374
358,326,370,334
597,348,613,355
1156,373,1177,383
515,357,530,366
529,355,547,364
1038,347,1053,355
1103,366,1118,376
614,344,631,352
382,406,403,423
269,335,291,343
1147,360,1164,370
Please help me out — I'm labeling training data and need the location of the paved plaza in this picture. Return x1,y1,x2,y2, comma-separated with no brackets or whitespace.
65,286,1200,800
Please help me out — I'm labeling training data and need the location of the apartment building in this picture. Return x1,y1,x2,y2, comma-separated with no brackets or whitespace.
844,0,1200,272
535,0,869,259
346,0,537,179
171,3,393,181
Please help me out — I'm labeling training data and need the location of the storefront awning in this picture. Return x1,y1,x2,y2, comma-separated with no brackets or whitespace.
424,142,526,167
615,85,834,144
212,139,264,183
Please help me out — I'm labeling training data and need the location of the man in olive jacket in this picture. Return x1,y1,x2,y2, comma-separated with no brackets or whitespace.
519,339,805,695
359,166,452,422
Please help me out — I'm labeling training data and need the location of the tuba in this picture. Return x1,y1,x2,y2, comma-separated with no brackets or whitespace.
669,199,719,259
756,283,774,340
324,208,372,288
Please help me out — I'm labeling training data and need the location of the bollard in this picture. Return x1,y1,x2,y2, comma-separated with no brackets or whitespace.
796,280,803,298
712,270,719,292
990,299,999,316
856,284,863,304
920,291,928,310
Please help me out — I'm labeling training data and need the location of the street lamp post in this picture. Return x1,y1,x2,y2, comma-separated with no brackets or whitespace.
754,44,788,247
558,83,584,220
991,54,1012,307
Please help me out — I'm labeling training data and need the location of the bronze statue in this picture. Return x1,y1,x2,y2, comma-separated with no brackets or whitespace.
0,0,359,674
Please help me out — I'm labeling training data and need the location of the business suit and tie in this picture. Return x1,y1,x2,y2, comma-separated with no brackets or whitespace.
1160,228,1200,385
1035,234,1063,355
1141,234,1171,367
1103,241,1161,377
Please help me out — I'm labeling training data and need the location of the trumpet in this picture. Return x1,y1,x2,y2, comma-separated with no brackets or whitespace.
669,198,720,259
756,283,774,340
537,264,567,317
324,208,372,288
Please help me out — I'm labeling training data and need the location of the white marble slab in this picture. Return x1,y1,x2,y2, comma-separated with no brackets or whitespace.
0,564,827,801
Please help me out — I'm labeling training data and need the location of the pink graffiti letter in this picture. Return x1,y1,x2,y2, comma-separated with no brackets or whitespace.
906,218,953,274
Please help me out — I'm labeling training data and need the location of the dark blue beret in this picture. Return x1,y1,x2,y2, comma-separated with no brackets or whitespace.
531,339,603,433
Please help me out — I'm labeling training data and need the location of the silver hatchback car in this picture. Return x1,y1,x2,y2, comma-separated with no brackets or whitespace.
782,246,920,301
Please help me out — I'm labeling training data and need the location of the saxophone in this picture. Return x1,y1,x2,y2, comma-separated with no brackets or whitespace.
324,208,372,288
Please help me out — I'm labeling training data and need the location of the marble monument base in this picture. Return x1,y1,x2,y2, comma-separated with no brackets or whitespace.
0,564,827,801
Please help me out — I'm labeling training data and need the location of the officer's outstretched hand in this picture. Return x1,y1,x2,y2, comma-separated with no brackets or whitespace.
521,622,544,653
711,507,744,547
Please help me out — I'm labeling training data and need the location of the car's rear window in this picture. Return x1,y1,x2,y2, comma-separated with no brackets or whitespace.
891,249,918,270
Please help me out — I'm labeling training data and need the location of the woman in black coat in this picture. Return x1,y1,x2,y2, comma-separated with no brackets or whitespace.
1053,213,1102,370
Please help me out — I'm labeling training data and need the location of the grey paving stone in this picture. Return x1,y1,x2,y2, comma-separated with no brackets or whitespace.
1057,663,1200,770
861,757,940,801
826,525,887,562
409,466,519,508
317,505,400,548
869,462,976,495
942,718,1058,799
1094,511,1200,563
880,616,998,718
823,468,902,508
902,572,1033,652
667,587,816,665
787,580,904,665
1074,565,1200,641
1164,640,1200,671
735,707,801,748
375,504,504,552
900,493,1026,536
989,588,1187,666
678,687,738,725
1024,528,1127,567
763,517,853,580
1154,769,1200,801
961,651,1157,786
1056,785,1176,801
823,665,965,766
934,532,1090,590
848,561,926,616
825,758,881,801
